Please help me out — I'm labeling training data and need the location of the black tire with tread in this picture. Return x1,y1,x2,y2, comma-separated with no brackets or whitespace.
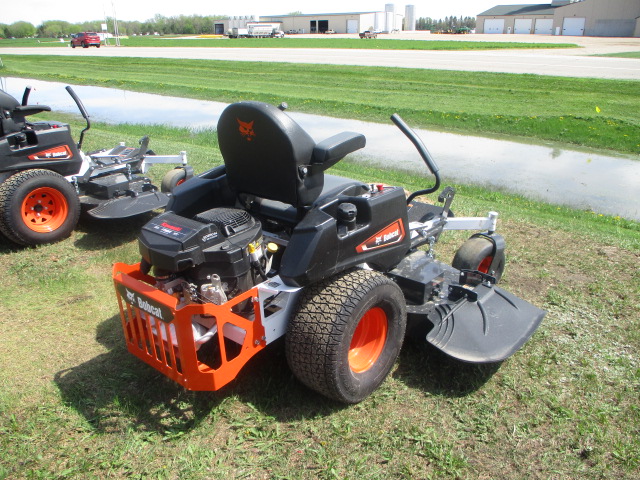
452,236,505,283
0,169,81,246
286,269,407,404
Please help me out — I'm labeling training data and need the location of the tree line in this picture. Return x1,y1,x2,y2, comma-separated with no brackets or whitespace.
0,14,227,38
416,16,477,32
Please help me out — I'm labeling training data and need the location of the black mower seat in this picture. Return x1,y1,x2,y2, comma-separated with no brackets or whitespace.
0,90,20,112
217,101,365,210
241,174,368,225
0,89,52,136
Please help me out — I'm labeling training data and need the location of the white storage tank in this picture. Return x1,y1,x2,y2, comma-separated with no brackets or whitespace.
405,5,416,31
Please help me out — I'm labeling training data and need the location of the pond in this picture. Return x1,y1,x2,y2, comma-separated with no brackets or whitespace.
3,78,638,221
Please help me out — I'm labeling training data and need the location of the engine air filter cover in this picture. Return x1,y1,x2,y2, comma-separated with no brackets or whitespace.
138,208,262,279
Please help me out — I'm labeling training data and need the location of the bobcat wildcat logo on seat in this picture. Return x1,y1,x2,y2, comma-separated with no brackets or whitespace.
237,119,255,141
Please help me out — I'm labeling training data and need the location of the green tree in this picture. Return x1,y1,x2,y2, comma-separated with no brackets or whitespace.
38,20,74,37
6,21,36,38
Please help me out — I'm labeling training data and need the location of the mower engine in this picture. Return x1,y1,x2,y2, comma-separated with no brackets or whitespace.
138,208,269,310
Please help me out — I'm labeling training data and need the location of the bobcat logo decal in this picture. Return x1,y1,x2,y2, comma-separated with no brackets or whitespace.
237,119,255,141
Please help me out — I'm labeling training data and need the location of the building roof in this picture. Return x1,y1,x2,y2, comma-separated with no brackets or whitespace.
478,4,557,16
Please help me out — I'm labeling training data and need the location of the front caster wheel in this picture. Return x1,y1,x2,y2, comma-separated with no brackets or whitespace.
452,236,505,283
161,167,189,193
286,269,407,404
0,169,80,246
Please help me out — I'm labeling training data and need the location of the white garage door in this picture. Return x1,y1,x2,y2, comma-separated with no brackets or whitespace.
347,19,358,33
514,19,532,34
484,19,505,34
534,19,553,35
562,17,585,36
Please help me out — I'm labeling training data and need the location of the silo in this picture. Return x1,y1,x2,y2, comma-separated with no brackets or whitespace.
385,4,398,32
405,5,416,31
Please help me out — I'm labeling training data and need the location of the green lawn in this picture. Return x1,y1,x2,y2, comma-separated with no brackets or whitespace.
595,51,640,58
1,55,639,154
0,119,638,479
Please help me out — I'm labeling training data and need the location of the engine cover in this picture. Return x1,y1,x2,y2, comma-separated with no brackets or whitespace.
139,208,262,282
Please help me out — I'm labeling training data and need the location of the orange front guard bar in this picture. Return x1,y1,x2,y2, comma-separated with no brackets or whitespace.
112,262,267,391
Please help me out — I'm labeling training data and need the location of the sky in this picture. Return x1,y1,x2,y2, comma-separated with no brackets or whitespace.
2,1,550,26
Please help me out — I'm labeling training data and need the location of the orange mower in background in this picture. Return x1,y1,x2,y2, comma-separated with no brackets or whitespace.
113,101,545,404
0,85,192,246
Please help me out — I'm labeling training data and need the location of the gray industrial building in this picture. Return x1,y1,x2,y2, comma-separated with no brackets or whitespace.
218,4,415,35
261,4,413,34
477,0,640,37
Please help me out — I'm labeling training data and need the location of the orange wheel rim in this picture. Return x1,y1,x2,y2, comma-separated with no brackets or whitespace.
349,306,388,373
21,187,69,233
478,256,493,274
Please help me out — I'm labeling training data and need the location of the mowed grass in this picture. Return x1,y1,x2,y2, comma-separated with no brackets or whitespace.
0,35,578,51
0,119,639,479
595,51,640,58
1,55,639,154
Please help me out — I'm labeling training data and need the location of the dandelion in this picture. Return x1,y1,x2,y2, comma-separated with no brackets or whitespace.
595,106,601,113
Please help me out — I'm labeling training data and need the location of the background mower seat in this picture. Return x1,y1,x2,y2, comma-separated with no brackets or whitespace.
217,101,366,217
0,89,52,136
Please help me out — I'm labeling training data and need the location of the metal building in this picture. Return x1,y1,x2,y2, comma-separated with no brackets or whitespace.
260,7,406,34
477,0,640,37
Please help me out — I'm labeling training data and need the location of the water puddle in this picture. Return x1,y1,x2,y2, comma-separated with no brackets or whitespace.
3,78,638,220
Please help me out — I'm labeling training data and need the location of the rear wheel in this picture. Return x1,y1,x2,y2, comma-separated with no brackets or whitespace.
286,269,406,403
0,170,80,246
452,236,505,283
82,42,88,48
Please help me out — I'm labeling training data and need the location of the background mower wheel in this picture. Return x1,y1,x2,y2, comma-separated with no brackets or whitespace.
0,169,81,246
452,236,505,283
161,167,188,193
286,269,407,404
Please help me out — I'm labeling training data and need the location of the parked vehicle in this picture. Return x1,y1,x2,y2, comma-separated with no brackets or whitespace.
70,32,101,48
229,24,282,38
0,85,191,246
113,100,544,404
359,30,378,39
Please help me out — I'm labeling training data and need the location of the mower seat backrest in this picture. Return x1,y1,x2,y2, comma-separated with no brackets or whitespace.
0,89,52,137
0,90,22,137
217,101,365,208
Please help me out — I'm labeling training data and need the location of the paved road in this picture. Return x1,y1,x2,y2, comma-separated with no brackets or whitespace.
2,41,639,80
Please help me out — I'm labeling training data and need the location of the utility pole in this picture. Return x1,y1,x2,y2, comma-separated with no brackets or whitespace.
111,0,121,46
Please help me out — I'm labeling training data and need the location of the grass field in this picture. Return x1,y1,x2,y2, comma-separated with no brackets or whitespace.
0,117,639,479
0,36,579,51
596,51,640,59
0,42,639,478
1,55,639,154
